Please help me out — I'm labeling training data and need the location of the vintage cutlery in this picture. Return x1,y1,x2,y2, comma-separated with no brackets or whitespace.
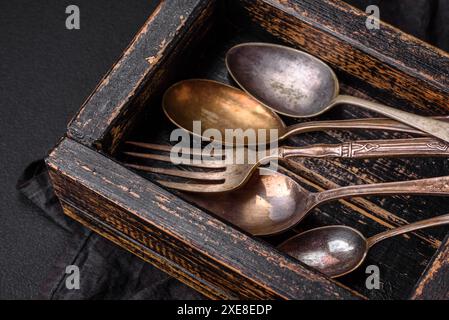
124,138,449,194
278,214,449,278
162,79,448,146
124,152,449,236
226,43,449,143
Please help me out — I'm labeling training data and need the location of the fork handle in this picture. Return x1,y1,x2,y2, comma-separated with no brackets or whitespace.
281,138,449,159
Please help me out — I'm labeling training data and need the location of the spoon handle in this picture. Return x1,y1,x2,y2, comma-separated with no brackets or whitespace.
315,175,449,207
334,95,449,143
281,137,449,159
284,116,449,139
366,214,449,248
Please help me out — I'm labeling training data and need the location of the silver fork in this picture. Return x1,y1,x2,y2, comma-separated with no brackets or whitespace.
123,141,257,193
122,138,449,193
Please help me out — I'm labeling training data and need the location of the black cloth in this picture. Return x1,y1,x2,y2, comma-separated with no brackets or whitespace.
17,160,204,300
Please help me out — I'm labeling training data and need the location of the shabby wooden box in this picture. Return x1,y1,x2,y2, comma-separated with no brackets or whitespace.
46,0,449,299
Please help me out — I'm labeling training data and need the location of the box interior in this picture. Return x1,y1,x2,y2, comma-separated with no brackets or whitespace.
107,1,449,299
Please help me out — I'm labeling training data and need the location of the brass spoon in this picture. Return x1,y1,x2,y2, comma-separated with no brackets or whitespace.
162,79,447,146
226,42,449,143
185,168,449,236
279,214,449,278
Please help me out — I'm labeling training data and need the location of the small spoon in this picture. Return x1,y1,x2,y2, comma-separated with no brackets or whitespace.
279,214,449,278
226,42,449,143
184,168,449,236
162,79,447,146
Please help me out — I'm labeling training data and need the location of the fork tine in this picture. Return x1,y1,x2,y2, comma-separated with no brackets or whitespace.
125,141,174,152
125,141,224,157
124,151,174,162
124,163,225,181
157,180,226,193
123,151,226,168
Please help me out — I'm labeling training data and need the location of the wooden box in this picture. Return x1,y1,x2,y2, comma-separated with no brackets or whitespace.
46,0,449,299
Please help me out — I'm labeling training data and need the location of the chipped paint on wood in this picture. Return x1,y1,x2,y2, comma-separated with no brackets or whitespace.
46,137,361,300
411,236,449,299
49,0,449,300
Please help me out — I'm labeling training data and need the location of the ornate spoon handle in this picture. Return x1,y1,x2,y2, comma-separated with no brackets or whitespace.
281,137,449,159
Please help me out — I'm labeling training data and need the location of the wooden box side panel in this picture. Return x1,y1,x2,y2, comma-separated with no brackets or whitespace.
60,200,228,299
46,138,362,300
68,0,449,152
237,0,449,114
67,0,215,151
411,235,449,300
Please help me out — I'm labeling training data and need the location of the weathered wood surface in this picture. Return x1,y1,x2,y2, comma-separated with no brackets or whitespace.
236,0,449,116
60,201,227,299
48,0,449,299
68,0,216,152
120,14,449,299
47,138,361,300
411,234,449,300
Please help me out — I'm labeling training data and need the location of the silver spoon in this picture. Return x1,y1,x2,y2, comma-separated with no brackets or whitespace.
278,214,449,278
226,42,449,143
183,167,449,236
162,79,449,147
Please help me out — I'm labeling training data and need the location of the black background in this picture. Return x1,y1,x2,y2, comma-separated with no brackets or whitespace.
0,0,448,299
0,0,158,299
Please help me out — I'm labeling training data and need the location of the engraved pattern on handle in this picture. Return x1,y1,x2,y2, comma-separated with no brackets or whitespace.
281,138,449,159
343,138,449,158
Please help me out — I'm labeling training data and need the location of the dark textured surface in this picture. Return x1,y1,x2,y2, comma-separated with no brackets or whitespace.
1,0,449,300
16,161,203,300
346,0,449,52
0,0,158,299
118,6,449,298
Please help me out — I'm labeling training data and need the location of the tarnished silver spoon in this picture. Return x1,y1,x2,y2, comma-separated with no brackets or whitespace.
279,214,449,278
226,42,449,143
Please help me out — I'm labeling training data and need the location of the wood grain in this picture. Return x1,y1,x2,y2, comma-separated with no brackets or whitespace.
411,234,449,300
47,138,362,300
118,15,448,299
68,0,216,152
236,0,449,115
47,0,449,299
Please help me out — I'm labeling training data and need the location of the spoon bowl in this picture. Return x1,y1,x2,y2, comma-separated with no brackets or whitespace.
278,226,367,278
163,79,287,145
226,42,449,143
279,212,449,278
226,42,339,117
162,79,442,146
185,168,311,235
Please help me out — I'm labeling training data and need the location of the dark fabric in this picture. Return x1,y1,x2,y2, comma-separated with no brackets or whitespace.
17,161,204,300
0,0,161,299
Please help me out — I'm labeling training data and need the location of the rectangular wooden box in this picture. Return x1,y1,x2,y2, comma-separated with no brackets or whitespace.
46,0,449,299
